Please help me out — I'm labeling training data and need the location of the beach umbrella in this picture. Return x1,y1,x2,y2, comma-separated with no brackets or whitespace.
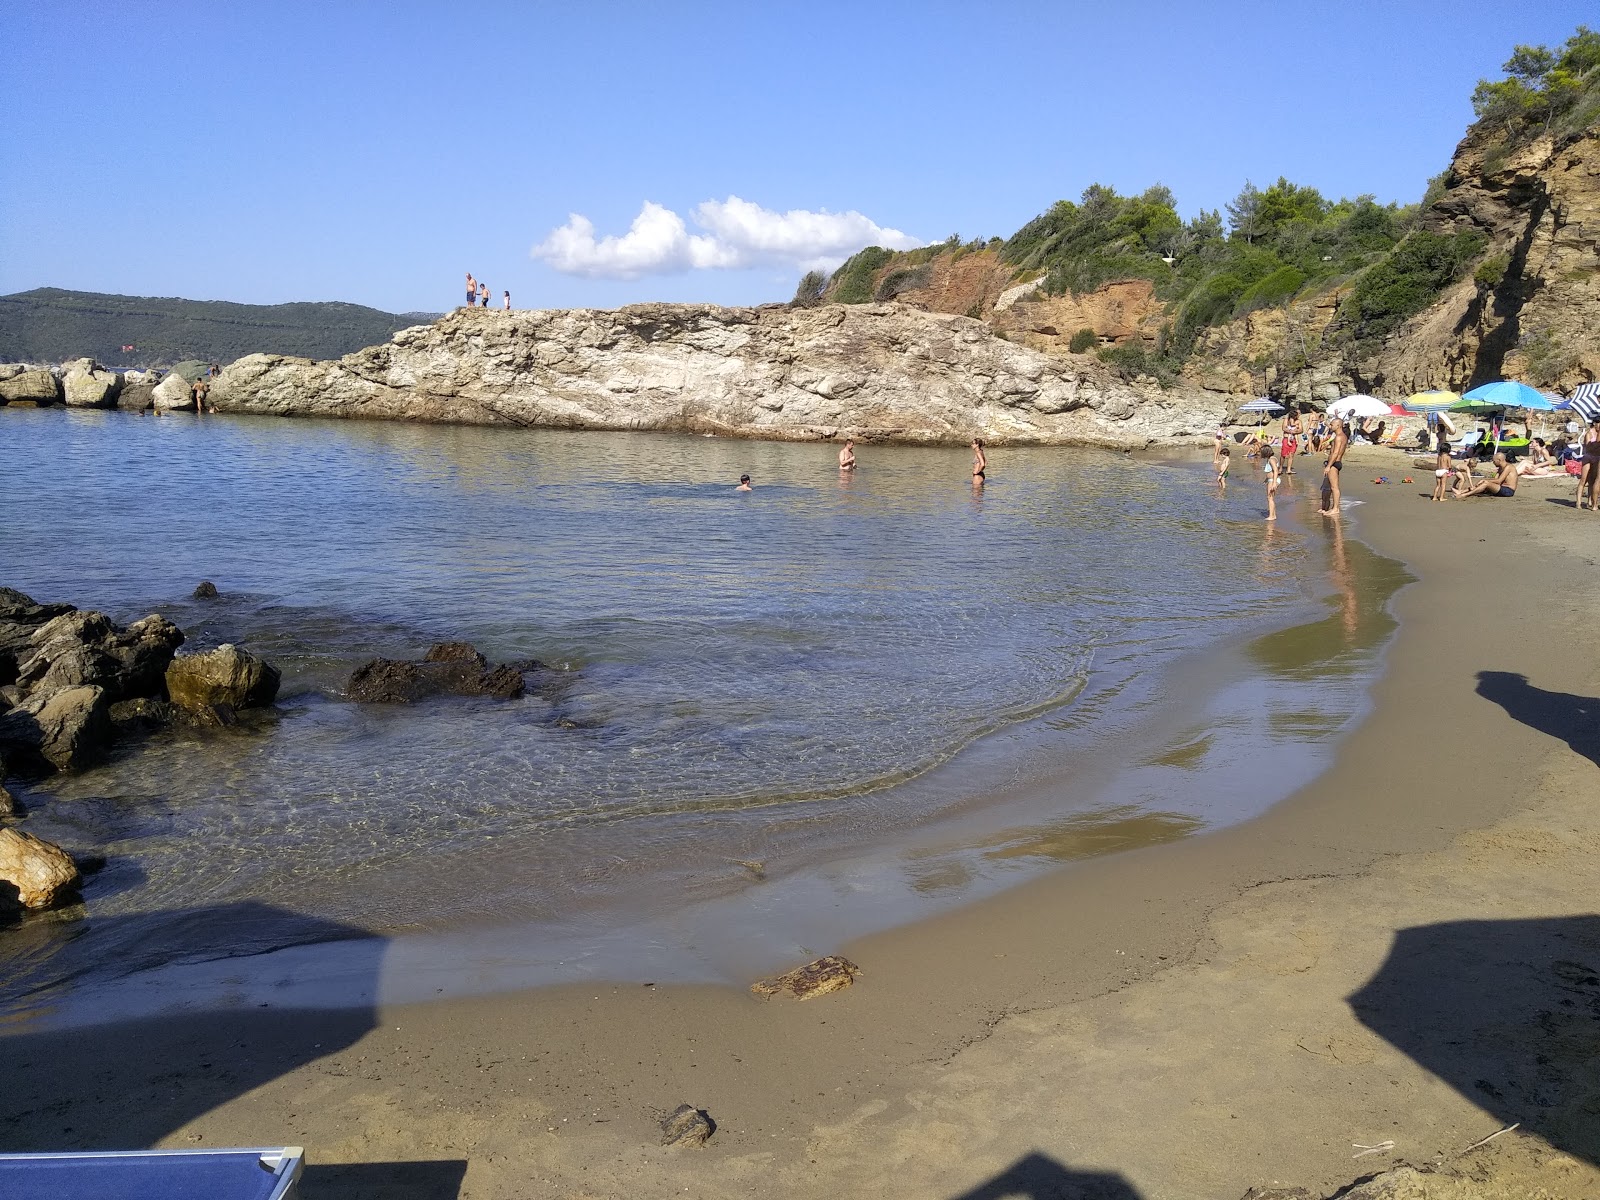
1448,396,1508,416
1402,389,1462,412
1237,397,1285,413
1328,394,1390,420
1462,381,1556,410
1563,382,1600,422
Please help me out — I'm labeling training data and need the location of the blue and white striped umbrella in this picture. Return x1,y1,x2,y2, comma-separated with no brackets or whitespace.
1238,397,1285,413
1564,382,1600,422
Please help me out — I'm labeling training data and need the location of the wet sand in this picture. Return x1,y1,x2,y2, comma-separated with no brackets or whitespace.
4,445,1599,1199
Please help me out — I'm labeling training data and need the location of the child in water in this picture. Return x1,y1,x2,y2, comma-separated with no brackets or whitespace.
1261,443,1280,521
1216,445,1231,489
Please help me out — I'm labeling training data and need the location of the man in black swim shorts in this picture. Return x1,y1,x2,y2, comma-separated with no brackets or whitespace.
1319,418,1349,516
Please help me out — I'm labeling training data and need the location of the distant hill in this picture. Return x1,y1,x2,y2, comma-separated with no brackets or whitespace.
0,288,438,366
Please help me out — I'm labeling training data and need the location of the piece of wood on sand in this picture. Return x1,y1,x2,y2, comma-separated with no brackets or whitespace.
750,955,863,1001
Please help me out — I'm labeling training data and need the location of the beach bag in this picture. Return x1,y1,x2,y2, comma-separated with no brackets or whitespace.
1567,460,1583,476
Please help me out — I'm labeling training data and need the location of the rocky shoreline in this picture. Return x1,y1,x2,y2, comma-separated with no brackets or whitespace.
3,302,1240,448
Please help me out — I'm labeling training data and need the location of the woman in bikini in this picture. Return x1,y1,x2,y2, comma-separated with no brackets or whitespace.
1579,417,1600,511
971,438,987,484
1261,443,1280,521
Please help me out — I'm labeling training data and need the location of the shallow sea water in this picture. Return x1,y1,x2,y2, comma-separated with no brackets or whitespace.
0,409,1405,1019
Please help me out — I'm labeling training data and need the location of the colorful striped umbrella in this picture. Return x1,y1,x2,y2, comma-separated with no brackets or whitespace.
1563,382,1600,422
1402,390,1462,411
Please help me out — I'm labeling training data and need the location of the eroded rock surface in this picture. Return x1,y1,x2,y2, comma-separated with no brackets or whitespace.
346,642,530,703
659,1104,716,1147
750,955,863,1000
0,827,80,910
165,644,281,712
211,304,1225,448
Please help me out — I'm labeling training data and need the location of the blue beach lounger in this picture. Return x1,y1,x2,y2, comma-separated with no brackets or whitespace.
0,1146,304,1200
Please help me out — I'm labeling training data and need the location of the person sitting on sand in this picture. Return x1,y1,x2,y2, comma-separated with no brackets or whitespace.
1454,451,1518,499
971,438,987,482
1216,444,1231,489
1431,432,1453,502
736,474,752,491
1319,418,1349,516
839,439,856,470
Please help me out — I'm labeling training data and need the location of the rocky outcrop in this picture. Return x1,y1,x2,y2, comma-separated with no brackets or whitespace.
211,304,1227,448
0,367,61,406
165,644,280,712
659,1104,716,1148
0,685,113,772
16,611,184,703
346,642,534,703
152,372,195,410
0,827,81,910
62,359,123,408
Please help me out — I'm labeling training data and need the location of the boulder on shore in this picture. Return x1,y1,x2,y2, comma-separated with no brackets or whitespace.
165,644,280,712
750,955,863,1000
0,827,81,910
115,381,157,412
63,361,123,408
16,610,184,703
152,373,195,411
0,368,61,406
0,684,113,771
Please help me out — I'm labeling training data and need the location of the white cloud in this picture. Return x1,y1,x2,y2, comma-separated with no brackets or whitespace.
532,195,922,279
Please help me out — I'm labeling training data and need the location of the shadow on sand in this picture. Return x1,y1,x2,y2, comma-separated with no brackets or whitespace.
1475,670,1600,770
0,899,465,1198
949,1151,1141,1199
1349,916,1600,1168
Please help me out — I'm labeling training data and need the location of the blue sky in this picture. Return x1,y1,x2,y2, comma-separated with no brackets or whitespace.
2,2,1591,314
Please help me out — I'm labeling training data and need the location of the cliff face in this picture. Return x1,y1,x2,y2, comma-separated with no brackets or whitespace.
212,303,1226,448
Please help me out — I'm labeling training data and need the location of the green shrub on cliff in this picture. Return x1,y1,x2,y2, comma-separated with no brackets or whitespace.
829,246,897,304
1341,228,1489,351
1068,328,1097,353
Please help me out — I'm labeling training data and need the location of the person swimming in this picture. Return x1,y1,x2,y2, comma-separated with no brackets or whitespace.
736,474,752,491
839,439,856,470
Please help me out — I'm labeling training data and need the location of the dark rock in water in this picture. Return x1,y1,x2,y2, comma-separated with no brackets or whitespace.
109,696,183,734
189,701,239,728
0,588,76,627
192,581,220,599
659,1104,716,1147
476,663,525,700
17,610,184,704
347,658,430,703
349,646,530,703
115,381,157,412
165,644,280,712
0,684,114,772
508,657,550,673
423,641,487,669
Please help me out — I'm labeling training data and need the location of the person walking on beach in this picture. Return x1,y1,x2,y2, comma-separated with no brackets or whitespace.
503,290,511,311
465,272,477,309
838,438,856,470
736,474,753,491
971,438,987,484
1579,416,1600,512
1319,418,1349,516
1280,408,1301,475
1261,443,1280,521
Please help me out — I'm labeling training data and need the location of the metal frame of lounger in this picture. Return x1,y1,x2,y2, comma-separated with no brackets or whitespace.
0,1145,304,1200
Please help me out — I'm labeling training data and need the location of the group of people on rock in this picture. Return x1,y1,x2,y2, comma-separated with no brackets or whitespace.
463,273,510,311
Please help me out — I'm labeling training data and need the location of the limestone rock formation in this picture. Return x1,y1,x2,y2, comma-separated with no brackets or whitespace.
0,368,61,406
63,359,123,408
211,304,1225,448
165,644,281,712
0,827,81,910
152,372,195,410
17,611,184,702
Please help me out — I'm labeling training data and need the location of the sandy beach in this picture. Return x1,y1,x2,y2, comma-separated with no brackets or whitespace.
4,443,1598,1199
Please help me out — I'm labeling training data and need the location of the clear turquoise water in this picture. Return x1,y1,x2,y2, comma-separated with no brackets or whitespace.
0,408,1398,1013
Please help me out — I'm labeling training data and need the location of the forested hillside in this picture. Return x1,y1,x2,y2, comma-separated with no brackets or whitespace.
0,288,436,366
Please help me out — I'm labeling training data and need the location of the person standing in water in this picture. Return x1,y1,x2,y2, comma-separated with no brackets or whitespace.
1261,443,1280,521
1280,407,1302,475
736,474,752,491
971,438,987,483
1216,444,1231,490
1320,418,1349,516
465,272,477,309
838,438,856,470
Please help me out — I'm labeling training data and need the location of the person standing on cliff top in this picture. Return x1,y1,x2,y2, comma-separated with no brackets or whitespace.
478,281,490,307
839,439,856,470
465,273,476,308
503,290,511,311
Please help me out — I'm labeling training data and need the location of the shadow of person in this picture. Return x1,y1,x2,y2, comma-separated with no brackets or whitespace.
1349,916,1600,1167
0,900,381,1153
949,1151,1142,1199
1475,670,1600,769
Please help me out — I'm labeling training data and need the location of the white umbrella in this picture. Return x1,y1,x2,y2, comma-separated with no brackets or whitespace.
1328,394,1390,420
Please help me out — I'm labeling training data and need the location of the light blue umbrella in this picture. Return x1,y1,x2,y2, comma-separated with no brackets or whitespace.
1463,381,1556,410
